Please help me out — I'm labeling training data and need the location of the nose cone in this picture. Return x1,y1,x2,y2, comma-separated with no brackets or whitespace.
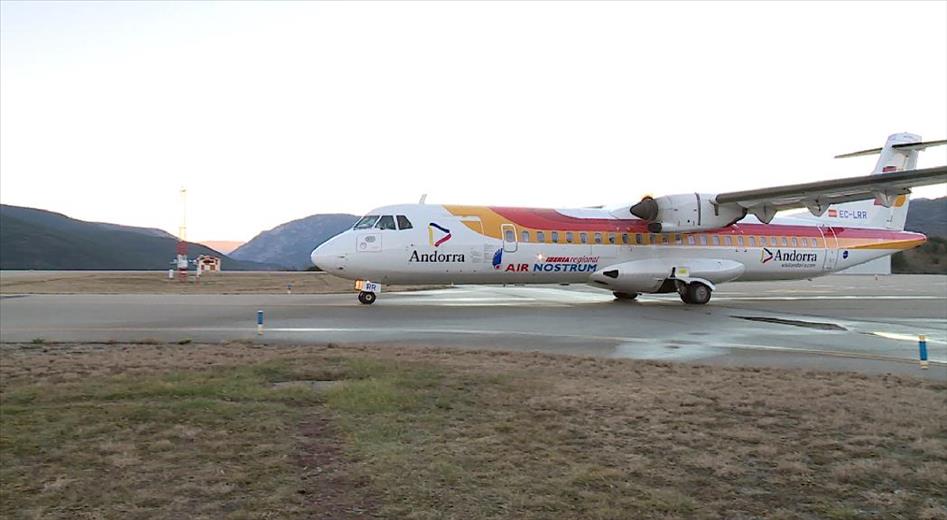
311,235,348,272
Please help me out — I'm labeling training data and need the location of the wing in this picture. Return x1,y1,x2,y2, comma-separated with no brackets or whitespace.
714,165,947,223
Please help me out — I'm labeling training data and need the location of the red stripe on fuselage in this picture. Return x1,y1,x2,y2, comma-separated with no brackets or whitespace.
490,207,646,232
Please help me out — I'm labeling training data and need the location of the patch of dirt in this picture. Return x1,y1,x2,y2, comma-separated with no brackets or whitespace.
274,380,344,392
296,414,379,519
0,271,441,295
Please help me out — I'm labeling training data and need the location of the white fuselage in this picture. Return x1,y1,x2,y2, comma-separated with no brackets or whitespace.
311,204,923,290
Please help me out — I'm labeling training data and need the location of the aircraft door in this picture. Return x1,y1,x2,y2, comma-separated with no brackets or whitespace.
820,226,838,271
501,224,518,253
356,233,382,253
458,216,487,273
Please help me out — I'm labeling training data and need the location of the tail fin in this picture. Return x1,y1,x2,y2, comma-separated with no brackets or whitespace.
826,133,925,230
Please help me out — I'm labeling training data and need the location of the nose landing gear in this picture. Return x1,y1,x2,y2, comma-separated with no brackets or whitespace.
355,280,381,305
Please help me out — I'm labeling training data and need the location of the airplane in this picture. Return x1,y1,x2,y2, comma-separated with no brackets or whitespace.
311,133,947,305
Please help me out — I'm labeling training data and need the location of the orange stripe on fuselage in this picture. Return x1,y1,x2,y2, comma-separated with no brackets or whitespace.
849,238,926,250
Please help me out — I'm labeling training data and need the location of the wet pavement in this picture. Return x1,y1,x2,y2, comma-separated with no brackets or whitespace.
2,275,944,378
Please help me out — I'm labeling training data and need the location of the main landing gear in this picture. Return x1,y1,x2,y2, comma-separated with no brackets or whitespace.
677,281,712,305
612,292,639,301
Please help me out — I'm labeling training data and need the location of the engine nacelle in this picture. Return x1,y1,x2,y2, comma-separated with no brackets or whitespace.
629,193,745,233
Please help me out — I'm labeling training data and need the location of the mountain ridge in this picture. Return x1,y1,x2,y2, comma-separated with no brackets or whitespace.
0,204,277,271
230,213,359,269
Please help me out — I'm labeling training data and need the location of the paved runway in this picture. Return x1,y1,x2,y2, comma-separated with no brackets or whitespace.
2,275,945,378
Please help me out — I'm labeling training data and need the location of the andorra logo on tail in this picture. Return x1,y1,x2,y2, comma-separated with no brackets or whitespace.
428,223,452,247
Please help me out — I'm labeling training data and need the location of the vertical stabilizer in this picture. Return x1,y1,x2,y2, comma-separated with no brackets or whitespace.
823,133,922,230
870,132,922,174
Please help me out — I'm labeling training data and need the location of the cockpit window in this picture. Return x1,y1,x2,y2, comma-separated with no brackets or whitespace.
353,215,380,229
375,215,396,230
396,215,413,230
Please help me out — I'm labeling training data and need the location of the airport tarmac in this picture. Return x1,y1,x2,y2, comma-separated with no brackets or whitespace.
1,275,945,378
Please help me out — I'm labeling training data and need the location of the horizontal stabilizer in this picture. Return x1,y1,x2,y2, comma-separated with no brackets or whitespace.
835,139,947,159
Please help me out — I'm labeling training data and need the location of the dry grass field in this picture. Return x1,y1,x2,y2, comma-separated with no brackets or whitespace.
2,342,945,519
0,271,437,295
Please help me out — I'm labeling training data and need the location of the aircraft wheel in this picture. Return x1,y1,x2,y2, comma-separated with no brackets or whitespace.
676,281,688,299
612,292,639,301
678,287,692,304
357,291,377,305
684,283,712,305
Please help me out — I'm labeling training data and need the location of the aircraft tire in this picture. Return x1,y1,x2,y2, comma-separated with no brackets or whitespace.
684,283,712,305
612,292,639,301
357,291,377,305
678,288,692,304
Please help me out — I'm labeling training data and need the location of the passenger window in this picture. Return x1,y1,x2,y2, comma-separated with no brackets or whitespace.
759,236,766,246
579,232,588,244
608,233,616,245
594,233,602,244
814,238,821,247
566,232,574,243
505,229,515,242
635,233,642,245
699,235,708,246
712,235,720,246
737,236,745,248
749,236,756,247
396,215,413,230
662,235,669,245
687,235,695,245
521,230,530,243
725,236,733,246
674,234,682,245
552,231,559,243
802,238,808,247
782,237,789,247
375,215,396,230
537,231,546,243
353,215,380,229
791,237,798,247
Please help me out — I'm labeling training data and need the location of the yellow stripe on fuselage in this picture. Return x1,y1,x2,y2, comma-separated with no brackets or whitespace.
848,238,926,250
444,205,507,239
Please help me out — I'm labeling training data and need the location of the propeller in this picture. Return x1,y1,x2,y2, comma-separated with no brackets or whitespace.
630,196,659,221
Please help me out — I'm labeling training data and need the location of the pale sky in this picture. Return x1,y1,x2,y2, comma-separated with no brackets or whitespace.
2,1,945,242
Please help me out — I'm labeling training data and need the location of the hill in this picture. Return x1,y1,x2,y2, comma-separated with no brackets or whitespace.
902,196,947,238
230,214,358,269
891,236,946,275
0,205,275,271
891,196,947,274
